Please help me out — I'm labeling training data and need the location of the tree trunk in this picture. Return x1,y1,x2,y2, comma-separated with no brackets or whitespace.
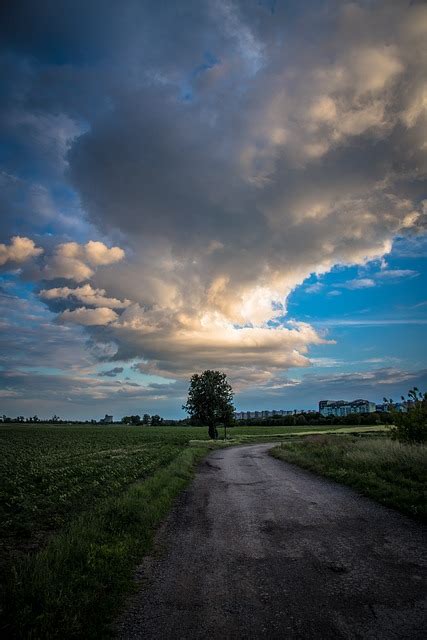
208,423,218,440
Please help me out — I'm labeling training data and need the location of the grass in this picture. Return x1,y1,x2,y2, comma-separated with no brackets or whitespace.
2,443,208,639
220,424,388,443
0,424,205,638
0,422,390,638
270,435,427,522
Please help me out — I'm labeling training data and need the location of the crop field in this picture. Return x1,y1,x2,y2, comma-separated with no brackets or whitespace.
1,424,200,552
0,422,387,638
0,423,209,637
0,423,386,563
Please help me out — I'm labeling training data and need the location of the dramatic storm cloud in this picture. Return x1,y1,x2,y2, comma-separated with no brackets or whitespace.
0,0,426,417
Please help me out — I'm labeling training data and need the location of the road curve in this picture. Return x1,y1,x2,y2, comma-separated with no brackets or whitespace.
117,443,427,639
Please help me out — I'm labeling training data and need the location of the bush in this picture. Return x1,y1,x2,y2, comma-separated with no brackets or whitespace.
386,388,427,444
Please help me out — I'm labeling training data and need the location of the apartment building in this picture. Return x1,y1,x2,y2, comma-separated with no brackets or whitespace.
319,399,376,417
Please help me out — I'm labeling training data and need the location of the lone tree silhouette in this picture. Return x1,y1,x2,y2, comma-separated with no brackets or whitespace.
183,370,234,440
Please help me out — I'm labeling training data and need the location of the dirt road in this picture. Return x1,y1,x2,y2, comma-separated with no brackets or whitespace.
117,443,426,639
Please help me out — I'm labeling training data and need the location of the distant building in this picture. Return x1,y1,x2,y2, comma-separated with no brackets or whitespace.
319,399,376,417
376,402,408,413
100,414,113,424
235,408,304,420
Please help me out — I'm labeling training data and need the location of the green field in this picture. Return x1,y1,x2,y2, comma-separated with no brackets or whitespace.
0,423,385,559
271,435,427,521
1,424,198,552
0,422,388,638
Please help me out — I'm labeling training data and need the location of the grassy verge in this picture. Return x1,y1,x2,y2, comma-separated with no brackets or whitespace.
189,425,389,447
2,445,208,639
270,435,427,522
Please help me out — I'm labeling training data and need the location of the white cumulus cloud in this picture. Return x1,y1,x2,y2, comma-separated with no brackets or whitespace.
43,241,125,281
59,307,118,326
0,236,43,266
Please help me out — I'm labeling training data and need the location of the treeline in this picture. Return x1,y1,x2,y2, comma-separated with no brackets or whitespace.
1,411,396,428
120,414,191,426
234,411,395,427
1,414,65,424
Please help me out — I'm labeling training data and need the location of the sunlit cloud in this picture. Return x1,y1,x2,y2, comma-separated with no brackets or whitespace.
0,0,426,416
43,241,125,282
0,236,43,266
59,307,118,326
40,284,131,309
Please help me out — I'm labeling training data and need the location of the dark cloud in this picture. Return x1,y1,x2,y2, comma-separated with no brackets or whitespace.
0,1,426,415
0,290,95,370
236,367,427,410
99,366,123,377
64,0,427,377
0,366,187,419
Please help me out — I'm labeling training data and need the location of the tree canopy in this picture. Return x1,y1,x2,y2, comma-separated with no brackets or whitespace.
183,370,234,439
385,387,427,444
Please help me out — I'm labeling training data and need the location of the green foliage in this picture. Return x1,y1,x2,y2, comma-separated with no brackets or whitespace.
271,435,427,521
0,425,192,550
2,445,208,639
183,370,234,439
121,414,141,425
384,387,427,444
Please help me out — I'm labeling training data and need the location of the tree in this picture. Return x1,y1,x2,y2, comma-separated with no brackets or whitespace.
151,414,163,426
121,415,141,425
142,413,151,425
183,370,234,440
384,387,427,444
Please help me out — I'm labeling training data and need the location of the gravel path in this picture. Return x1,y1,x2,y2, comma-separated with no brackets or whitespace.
116,443,427,639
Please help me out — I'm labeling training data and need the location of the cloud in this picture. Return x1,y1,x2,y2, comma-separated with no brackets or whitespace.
99,366,123,377
237,367,427,408
1,0,427,394
43,241,125,281
0,389,20,398
0,288,97,371
337,278,376,290
110,305,331,385
84,241,125,266
391,234,427,258
375,269,419,280
39,283,131,309
59,307,118,326
66,3,425,313
54,1,427,382
298,367,425,390
313,318,427,328
305,282,323,294
333,268,419,291
0,236,43,266
2,109,83,173
333,268,420,292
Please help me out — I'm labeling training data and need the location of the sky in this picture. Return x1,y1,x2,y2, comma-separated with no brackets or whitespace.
0,0,426,420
